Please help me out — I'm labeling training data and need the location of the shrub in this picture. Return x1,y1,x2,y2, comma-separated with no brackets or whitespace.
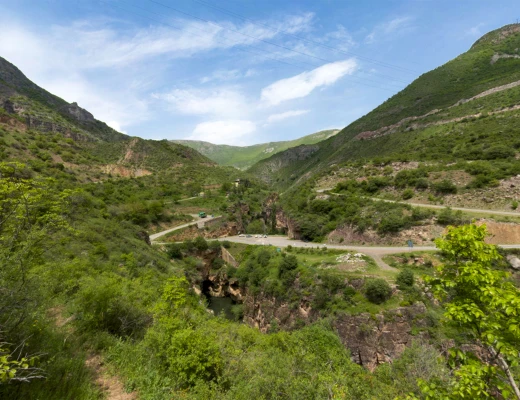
378,213,407,234
437,207,465,226
512,200,518,210
415,178,429,189
402,189,414,200
396,269,415,288
365,279,392,304
433,179,457,194
166,243,183,259
194,236,208,251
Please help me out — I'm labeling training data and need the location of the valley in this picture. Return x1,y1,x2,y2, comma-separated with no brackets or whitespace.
0,20,519,400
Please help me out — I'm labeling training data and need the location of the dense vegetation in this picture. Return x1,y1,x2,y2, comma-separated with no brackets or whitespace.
172,129,338,170
1,24,520,400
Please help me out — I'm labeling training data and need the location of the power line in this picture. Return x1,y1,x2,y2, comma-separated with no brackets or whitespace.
148,0,411,85
186,0,418,76
107,1,404,92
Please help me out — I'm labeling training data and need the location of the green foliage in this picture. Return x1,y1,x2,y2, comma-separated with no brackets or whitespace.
436,207,466,226
193,236,208,251
396,269,415,288
421,224,520,399
433,179,457,194
364,279,392,304
402,188,414,200
173,129,339,169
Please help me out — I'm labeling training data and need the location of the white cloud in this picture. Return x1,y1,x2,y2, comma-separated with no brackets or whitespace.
261,59,357,106
465,23,485,37
200,70,242,83
186,120,256,145
152,87,246,117
0,11,314,134
365,16,414,44
267,109,310,123
320,25,356,52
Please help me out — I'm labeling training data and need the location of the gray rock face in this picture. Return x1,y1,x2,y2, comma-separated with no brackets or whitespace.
333,302,429,371
59,102,95,122
506,254,520,270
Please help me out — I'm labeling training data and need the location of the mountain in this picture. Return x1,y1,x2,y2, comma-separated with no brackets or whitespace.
0,55,246,187
171,129,339,170
250,24,520,188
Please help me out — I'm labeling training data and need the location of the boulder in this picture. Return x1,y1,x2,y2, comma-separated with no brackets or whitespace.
506,254,520,270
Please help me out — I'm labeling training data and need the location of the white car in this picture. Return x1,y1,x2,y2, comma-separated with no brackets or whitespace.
255,235,259,238
238,234,244,237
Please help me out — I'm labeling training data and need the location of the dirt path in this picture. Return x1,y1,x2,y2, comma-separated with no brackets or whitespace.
85,355,137,400
367,196,520,217
48,307,137,400
322,191,520,217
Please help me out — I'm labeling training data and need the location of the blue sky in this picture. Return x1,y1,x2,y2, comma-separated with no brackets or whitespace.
1,0,518,145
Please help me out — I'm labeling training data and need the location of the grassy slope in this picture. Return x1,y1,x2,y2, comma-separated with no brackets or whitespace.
172,129,339,169
250,24,520,188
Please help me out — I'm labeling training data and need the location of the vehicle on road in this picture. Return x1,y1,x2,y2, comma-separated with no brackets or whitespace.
246,234,252,238
238,234,244,237
198,211,207,218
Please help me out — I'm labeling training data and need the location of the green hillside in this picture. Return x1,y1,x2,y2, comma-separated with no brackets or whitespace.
250,24,520,188
1,24,520,400
171,129,339,169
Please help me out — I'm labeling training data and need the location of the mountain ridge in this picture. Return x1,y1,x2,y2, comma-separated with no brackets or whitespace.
249,24,520,189
171,129,339,170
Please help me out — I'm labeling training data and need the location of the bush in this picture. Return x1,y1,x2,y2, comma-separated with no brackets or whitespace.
365,279,392,304
194,236,208,251
437,207,465,226
396,269,414,288
433,179,457,194
402,189,414,200
378,213,407,234
166,243,183,259
415,178,429,190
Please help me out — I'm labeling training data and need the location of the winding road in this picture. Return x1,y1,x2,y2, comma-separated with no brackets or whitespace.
318,189,520,217
152,224,520,271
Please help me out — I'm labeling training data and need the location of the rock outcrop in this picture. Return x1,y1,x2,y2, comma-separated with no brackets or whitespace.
59,102,95,122
333,302,429,371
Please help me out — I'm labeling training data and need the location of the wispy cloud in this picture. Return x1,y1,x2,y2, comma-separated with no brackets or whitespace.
152,87,247,117
266,109,310,124
319,25,356,52
261,59,357,106
186,120,256,145
365,16,415,44
465,23,486,37
200,69,258,84
0,11,314,134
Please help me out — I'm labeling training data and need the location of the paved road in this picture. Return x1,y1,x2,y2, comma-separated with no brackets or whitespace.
224,235,438,271
151,221,520,271
319,188,520,217
149,215,220,241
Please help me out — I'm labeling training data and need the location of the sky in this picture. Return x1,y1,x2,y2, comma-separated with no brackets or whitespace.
0,0,519,146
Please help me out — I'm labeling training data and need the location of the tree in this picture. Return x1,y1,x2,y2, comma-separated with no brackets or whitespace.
365,279,392,304
0,162,75,383
419,224,520,399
